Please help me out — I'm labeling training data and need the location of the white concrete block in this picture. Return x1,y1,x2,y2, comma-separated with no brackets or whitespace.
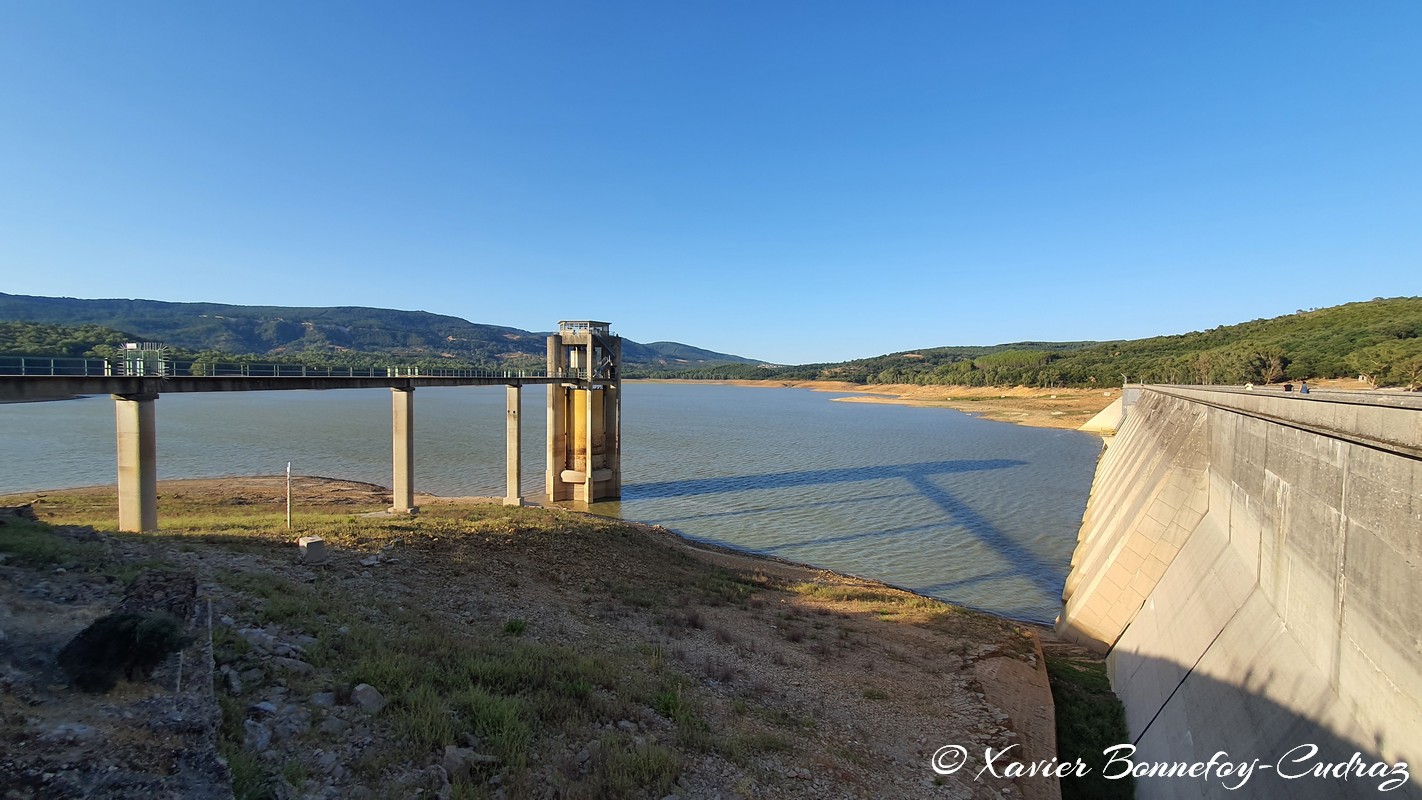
298,536,327,563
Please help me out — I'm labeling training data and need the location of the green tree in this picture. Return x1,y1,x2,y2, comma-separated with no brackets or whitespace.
1254,347,1288,384
1346,340,1422,387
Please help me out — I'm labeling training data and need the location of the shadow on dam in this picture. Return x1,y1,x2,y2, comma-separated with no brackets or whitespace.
618,458,1073,615
1065,653,1416,800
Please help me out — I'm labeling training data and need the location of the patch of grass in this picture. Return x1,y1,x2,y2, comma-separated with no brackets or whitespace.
202,546,645,790
653,687,684,719
560,678,592,699
597,734,681,796
832,743,874,769
330,616,623,769
262,591,323,625
280,760,309,790
216,694,247,742
719,730,793,765
695,568,756,606
454,686,531,769
650,677,714,750
642,645,666,672
394,683,459,750
762,708,816,731
223,742,274,800
861,688,889,700
106,558,179,584
1,492,120,531
789,582,941,611
218,572,330,629
1047,653,1134,800
0,519,108,571
608,581,662,609
503,618,527,636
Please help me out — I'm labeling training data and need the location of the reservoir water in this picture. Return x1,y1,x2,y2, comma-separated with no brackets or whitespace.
0,383,1101,623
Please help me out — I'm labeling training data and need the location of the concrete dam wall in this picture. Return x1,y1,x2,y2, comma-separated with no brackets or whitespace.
1058,386,1420,798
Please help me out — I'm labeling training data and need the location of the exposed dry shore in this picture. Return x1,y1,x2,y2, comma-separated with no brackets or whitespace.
638,379,1121,430
639,376,1391,430
0,477,1099,799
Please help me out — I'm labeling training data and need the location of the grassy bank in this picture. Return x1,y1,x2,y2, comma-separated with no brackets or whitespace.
1045,650,1134,800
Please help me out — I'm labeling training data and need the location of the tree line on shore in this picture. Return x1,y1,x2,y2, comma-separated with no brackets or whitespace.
639,297,1422,390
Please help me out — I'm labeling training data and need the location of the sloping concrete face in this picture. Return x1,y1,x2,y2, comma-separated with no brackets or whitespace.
1058,388,1421,798
1078,396,1125,435
1060,392,1211,646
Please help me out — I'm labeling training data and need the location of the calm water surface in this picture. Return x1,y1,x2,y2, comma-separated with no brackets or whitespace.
0,383,1101,622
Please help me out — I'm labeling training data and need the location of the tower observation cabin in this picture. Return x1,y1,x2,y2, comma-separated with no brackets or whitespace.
546,321,621,503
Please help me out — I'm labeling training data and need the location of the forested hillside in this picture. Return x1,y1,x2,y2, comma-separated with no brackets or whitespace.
0,294,758,372
0,322,134,357
656,298,1422,389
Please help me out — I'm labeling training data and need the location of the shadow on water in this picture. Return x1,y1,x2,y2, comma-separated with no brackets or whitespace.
620,458,1068,608
645,490,916,525
625,459,1024,499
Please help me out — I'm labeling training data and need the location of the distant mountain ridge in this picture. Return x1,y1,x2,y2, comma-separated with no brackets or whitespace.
0,293,760,371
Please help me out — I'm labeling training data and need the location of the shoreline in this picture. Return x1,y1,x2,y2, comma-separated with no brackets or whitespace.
634,376,1390,430
2,474,1058,631
634,378,1120,430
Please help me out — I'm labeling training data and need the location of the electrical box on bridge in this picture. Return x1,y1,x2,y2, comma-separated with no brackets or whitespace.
121,343,170,378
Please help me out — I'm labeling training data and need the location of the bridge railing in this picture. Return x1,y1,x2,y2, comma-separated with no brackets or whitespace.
0,355,590,381
0,356,117,377
174,361,585,379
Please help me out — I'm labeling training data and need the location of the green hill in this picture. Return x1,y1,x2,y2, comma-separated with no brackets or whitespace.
0,294,759,372
652,297,1422,389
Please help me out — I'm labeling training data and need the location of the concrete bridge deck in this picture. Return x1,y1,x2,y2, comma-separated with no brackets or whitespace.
0,373,575,403
0,355,588,403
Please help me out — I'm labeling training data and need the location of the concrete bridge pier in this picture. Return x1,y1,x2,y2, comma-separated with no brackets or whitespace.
389,387,417,514
504,385,522,506
114,392,158,532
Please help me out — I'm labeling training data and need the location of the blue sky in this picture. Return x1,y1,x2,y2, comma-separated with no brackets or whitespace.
2,2,1418,364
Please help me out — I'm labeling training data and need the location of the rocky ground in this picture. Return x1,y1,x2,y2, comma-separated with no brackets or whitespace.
2,478,1072,799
